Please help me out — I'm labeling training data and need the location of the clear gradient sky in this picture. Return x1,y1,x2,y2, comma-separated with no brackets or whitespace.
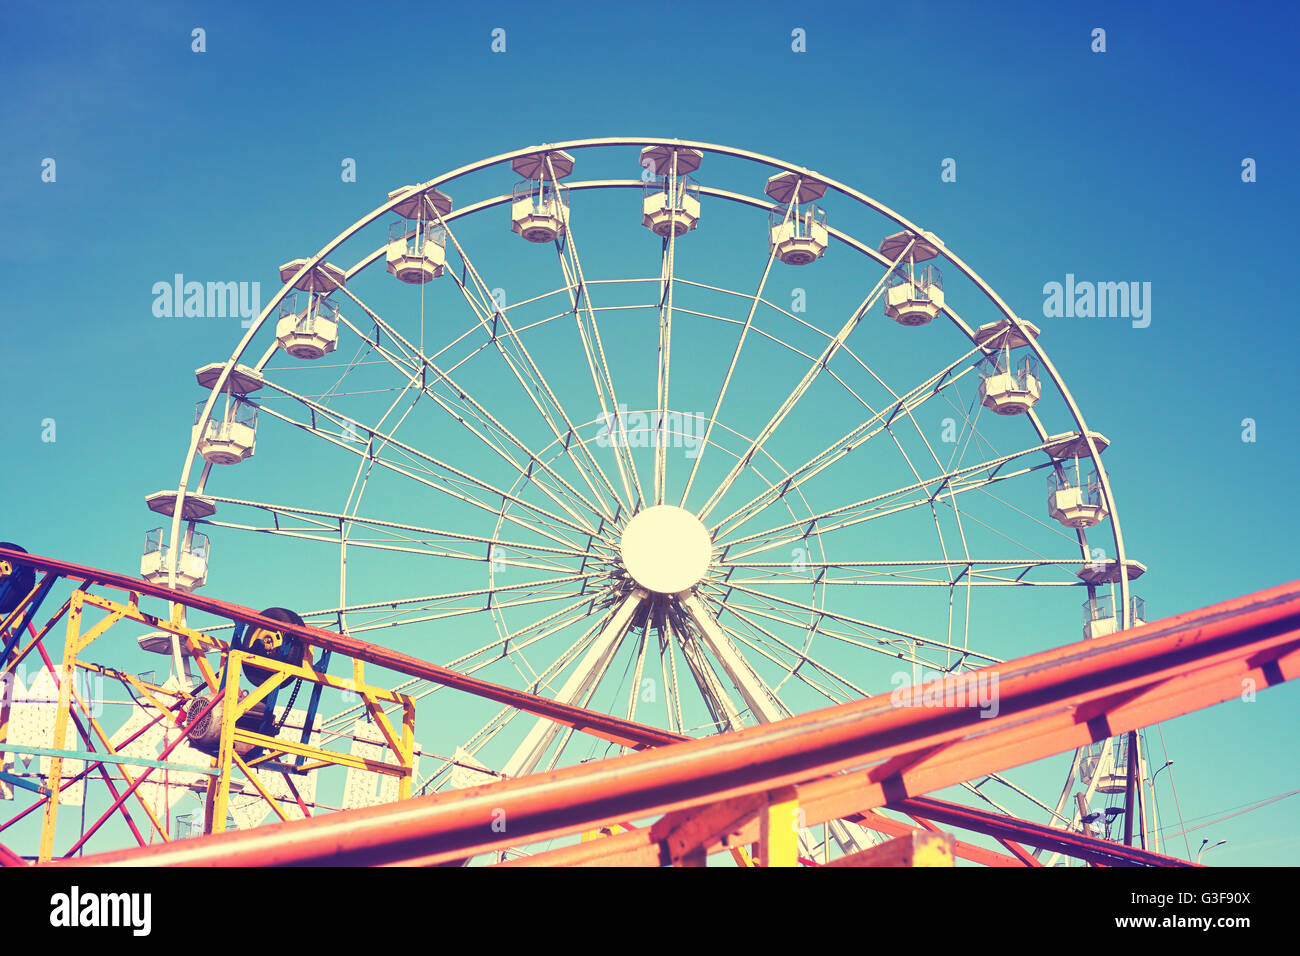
1,0,1297,863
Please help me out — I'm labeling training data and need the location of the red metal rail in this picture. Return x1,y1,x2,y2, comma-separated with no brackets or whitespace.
0,548,681,751
40,575,1298,866
885,796,1198,868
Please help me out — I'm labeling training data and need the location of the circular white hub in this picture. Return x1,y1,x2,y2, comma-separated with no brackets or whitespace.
619,505,712,595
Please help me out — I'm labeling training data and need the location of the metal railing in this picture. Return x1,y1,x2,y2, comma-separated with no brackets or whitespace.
1048,467,1102,506
194,400,258,430
142,528,209,563
768,203,826,237
388,219,446,251
644,174,700,210
513,179,567,210
981,351,1040,391
888,262,943,298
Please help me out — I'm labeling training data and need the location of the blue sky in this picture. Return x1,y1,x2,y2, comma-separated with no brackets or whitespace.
1,0,1297,863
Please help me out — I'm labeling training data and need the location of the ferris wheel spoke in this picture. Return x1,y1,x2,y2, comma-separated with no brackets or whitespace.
322,592,612,733
296,574,601,621
679,242,782,509
653,221,678,506
710,598,866,701
707,343,984,541
342,594,598,642
331,288,613,533
717,579,1001,664
716,618,852,707
702,592,954,673
462,284,628,524
466,590,614,675
552,216,648,511
335,600,601,669
696,238,918,522
200,494,592,563
715,441,1056,561
190,520,578,575
437,216,633,521
253,380,597,548
719,557,1089,588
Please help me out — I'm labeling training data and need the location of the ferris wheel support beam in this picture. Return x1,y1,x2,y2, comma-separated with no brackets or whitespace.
623,625,652,726
674,599,878,856
501,589,647,779
711,598,868,700
719,619,856,705
679,592,788,724
676,625,748,732
437,602,625,790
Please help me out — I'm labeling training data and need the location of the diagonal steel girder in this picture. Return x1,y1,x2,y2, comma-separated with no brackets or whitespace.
0,549,681,752
677,591,877,856
880,796,1199,868
501,590,647,778
20,555,1300,867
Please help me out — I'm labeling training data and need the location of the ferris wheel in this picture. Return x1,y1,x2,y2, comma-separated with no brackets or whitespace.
141,138,1150,860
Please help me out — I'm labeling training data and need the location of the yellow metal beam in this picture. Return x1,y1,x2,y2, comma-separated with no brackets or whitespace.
38,591,84,861
231,751,290,823
758,788,800,868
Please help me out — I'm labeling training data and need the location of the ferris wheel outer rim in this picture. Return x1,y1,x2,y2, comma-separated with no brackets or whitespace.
163,137,1134,695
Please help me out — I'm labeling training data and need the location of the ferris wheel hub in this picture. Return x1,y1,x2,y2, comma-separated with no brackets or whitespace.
618,505,712,595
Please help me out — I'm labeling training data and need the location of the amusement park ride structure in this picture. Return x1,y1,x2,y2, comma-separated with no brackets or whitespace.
2,139,1291,866
1,546,1296,866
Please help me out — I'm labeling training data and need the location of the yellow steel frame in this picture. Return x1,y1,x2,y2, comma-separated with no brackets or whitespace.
205,650,415,835
29,589,415,858
36,590,215,861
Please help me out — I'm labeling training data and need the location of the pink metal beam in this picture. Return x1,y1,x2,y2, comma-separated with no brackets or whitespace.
0,548,683,751
891,796,1197,868
48,577,1300,866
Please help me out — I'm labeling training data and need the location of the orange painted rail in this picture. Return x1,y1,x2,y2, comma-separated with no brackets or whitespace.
33,574,1296,866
